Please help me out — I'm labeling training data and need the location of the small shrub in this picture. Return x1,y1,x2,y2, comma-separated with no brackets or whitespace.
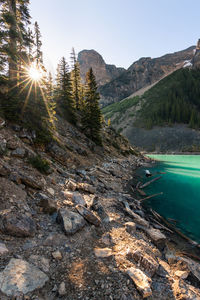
28,155,51,174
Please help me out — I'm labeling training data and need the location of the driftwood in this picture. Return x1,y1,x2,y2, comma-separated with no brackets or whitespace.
122,201,149,227
152,218,173,233
178,251,200,262
151,209,197,245
137,189,147,196
136,181,142,189
140,176,162,189
140,192,163,202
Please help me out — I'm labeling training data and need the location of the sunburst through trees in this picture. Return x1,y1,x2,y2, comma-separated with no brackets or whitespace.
0,0,102,146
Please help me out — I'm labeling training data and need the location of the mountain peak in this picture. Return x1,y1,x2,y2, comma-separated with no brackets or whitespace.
78,49,125,86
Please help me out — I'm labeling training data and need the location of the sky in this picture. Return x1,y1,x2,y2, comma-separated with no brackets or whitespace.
29,0,200,74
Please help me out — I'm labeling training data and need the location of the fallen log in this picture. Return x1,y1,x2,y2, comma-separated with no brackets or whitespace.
178,251,200,262
122,201,149,227
152,218,173,233
136,181,142,189
150,209,197,245
140,192,163,202
137,189,147,196
140,176,162,189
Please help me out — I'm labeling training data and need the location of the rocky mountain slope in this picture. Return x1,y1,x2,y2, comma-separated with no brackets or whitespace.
78,50,125,86
103,41,200,152
1,117,200,299
99,46,195,106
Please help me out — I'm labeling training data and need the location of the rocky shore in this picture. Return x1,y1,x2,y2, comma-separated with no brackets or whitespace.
0,121,200,300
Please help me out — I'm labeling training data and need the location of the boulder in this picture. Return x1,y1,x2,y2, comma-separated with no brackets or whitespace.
94,248,112,258
127,250,159,277
76,204,101,226
28,255,50,273
65,179,77,191
21,174,43,189
39,198,57,214
63,191,86,206
0,242,8,255
146,228,166,250
181,257,200,282
125,222,136,235
127,267,152,298
0,258,49,296
57,208,85,235
11,147,26,158
174,270,189,279
47,142,68,164
0,210,36,237
77,182,96,194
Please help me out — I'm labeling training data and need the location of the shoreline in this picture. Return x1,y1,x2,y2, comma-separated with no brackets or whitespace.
136,157,200,250
143,152,200,155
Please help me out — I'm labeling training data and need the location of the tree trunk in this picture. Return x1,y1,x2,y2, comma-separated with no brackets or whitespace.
8,0,17,83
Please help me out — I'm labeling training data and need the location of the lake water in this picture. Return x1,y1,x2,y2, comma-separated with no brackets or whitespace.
141,155,200,243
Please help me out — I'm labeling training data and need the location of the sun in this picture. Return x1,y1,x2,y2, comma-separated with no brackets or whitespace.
28,64,43,81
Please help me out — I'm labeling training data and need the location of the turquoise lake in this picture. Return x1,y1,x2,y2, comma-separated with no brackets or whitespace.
141,155,200,243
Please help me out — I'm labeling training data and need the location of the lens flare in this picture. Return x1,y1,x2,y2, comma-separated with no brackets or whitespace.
28,65,42,81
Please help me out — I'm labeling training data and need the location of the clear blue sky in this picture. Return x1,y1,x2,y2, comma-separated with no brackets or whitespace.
30,0,200,73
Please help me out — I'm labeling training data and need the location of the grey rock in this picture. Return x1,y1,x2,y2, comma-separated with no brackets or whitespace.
63,191,86,206
77,182,96,194
65,179,77,191
58,282,66,296
125,222,136,235
76,204,101,226
43,233,68,246
12,147,26,158
127,267,152,298
0,258,49,296
47,142,68,164
146,227,166,250
28,255,50,273
39,198,57,214
0,242,9,255
0,210,36,237
57,208,85,235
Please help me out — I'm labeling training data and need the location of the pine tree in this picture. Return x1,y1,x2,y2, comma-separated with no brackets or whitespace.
82,68,102,145
70,47,81,109
46,71,56,127
34,21,42,66
0,0,31,81
56,57,76,124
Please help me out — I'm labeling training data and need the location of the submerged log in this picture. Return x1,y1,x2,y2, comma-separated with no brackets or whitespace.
140,176,162,189
151,209,198,245
137,189,147,196
140,192,163,202
136,182,142,189
152,218,173,233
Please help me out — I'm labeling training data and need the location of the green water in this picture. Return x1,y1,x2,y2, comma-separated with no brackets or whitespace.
142,155,200,243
